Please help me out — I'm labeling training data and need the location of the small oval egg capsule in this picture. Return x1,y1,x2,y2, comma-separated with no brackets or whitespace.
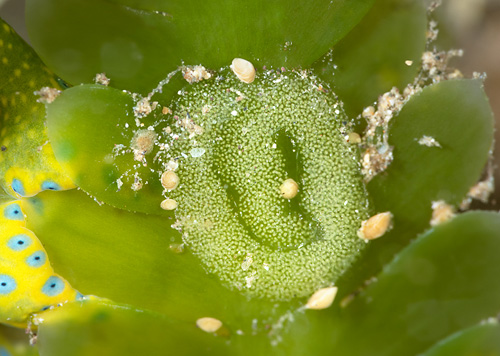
196,317,223,333
161,171,179,190
357,212,393,240
305,286,338,310
160,198,178,211
230,58,256,84
280,178,299,199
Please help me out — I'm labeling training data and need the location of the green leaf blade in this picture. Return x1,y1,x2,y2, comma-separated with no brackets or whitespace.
36,299,230,356
345,79,495,290
314,0,427,119
420,320,500,356
332,212,500,355
26,0,375,93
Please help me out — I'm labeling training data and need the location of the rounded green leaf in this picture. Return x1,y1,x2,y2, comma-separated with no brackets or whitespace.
421,320,500,356
314,0,427,119
26,0,375,93
343,79,494,291
331,212,500,355
45,84,169,214
35,299,229,356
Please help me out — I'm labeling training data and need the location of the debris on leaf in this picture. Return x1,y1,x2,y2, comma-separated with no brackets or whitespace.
430,200,455,226
34,87,60,104
418,135,441,148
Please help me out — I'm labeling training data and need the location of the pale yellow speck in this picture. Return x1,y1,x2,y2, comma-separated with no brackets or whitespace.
160,198,178,210
22,62,30,70
357,212,393,240
230,58,256,84
430,201,455,226
161,171,179,190
2,57,8,65
305,286,338,310
14,69,21,77
196,317,223,333
28,80,36,88
280,178,299,199
348,132,361,144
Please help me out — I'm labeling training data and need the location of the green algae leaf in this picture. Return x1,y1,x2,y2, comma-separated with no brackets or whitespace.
330,211,500,355
314,0,427,119
45,84,170,214
420,320,500,356
0,19,75,200
26,0,375,93
345,79,494,290
21,189,298,331
36,299,229,356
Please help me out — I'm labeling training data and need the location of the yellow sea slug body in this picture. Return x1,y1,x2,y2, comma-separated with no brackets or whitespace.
0,200,81,327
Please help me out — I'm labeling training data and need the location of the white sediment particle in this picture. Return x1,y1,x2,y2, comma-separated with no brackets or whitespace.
165,160,179,171
34,87,60,104
190,147,206,158
430,200,455,226
182,65,212,84
241,254,253,271
418,135,441,148
133,98,153,118
94,73,110,86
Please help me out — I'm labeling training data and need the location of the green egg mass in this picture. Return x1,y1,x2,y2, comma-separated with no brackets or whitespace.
162,67,370,300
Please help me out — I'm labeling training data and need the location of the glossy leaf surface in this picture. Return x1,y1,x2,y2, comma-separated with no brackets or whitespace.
45,84,170,214
26,0,375,93
36,299,229,356
420,320,500,356
21,190,297,331
341,79,494,291
314,0,427,119
331,212,500,355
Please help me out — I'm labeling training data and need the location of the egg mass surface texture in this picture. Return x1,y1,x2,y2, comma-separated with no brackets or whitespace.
165,68,370,300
